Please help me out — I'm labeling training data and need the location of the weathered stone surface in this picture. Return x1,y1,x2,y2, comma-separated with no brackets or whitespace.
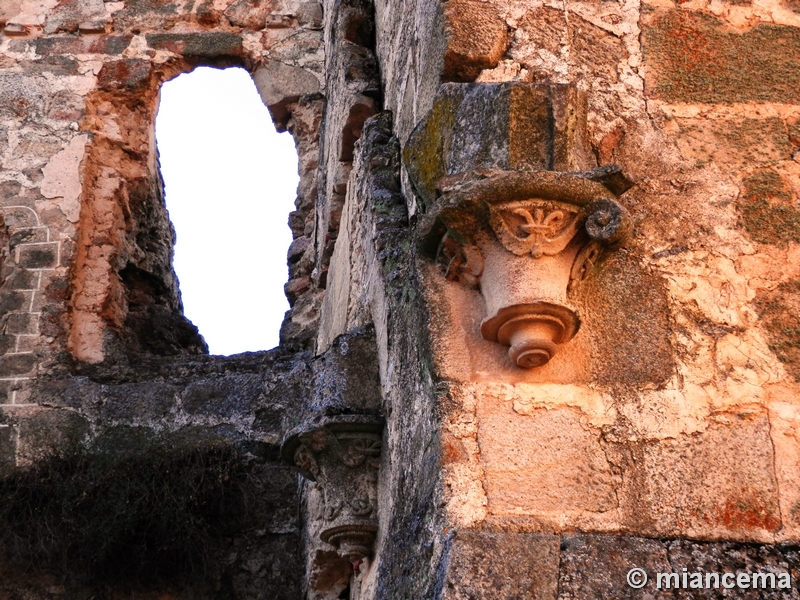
635,413,780,538
43,0,106,34
145,32,244,59
479,406,619,515
443,532,559,599
443,0,508,82
404,83,595,207
643,10,800,104
558,535,673,599
738,169,800,246
253,60,320,131
755,280,800,379
4,0,800,596
0,426,14,476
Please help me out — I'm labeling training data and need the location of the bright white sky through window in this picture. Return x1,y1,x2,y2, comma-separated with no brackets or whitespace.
155,66,299,355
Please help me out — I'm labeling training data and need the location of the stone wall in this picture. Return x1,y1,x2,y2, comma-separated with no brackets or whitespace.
2,0,800,597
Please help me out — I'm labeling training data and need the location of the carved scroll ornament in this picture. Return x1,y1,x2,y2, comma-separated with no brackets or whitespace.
431,169,631,369
282,416,383,563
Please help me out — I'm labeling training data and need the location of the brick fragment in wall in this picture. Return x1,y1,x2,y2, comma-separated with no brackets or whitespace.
642,10,800,104
285,276,311,305
443,0,508,82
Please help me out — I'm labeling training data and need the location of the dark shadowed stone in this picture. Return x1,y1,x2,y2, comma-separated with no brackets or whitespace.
0,354,36,377
36,377,103,410
17,243,57,268
122,305,208,356
0,335,14,355
0,381,13,404
17,409,91,461
310,325,382,416
444,532,559,599
5,314,35,335
101,382,180,421
9,228,47,248
559,535,673,598
0,426,14,476
7,269,35,290
18,56,80,76
182,374,264,419
33,35,133,56
666,540,799,599
145,32,243,59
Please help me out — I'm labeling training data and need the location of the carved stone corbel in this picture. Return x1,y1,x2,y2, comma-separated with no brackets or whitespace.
282,416,383,563
430,169,631,368
406,82,633,369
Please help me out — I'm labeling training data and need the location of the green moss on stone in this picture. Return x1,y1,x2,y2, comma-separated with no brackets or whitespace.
403,96,458,208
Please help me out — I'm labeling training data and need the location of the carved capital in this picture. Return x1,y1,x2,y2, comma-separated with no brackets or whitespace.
488,199,583,258
426,169,631,369
282,416,383,562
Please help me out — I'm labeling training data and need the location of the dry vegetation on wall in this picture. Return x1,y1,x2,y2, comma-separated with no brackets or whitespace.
0,435,256,595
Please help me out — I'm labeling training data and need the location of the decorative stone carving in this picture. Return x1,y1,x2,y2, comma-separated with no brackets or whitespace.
429,169,632,369
406,82,634,369
282,416,383,563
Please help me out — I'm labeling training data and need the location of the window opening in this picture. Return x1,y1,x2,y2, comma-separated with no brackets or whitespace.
155,66,299,355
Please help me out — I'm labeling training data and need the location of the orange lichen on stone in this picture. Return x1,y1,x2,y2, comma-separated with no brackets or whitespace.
642,9,800,104
443,0,509,82
739,169,800,246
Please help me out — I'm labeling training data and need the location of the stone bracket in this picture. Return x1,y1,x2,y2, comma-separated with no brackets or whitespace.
282,415,384,563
